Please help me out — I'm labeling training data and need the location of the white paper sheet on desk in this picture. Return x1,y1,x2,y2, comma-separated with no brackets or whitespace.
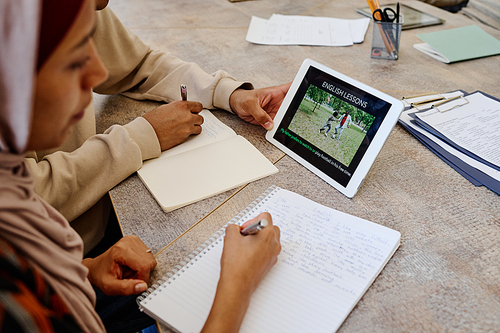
270,14,370,44
346,17,371,43
246,14,370,46
415,92,500,168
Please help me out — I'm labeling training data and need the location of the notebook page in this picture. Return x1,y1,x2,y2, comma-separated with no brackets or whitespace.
144,110,236,163
140,187,400,333
141,242,223,332
137,136,278,212
239,189,400,332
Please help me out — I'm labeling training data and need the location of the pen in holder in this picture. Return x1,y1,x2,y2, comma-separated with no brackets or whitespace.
371,17,403,60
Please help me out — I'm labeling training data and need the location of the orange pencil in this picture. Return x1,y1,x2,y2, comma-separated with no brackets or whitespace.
366,0,377,12
373,0,383,20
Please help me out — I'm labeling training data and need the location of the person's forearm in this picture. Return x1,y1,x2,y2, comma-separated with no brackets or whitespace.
201,276,252,333
202,215,280,332
27,119,157,222
93,7,251,112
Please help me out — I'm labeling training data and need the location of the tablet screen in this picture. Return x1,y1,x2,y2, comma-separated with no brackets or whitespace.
272,66,392,187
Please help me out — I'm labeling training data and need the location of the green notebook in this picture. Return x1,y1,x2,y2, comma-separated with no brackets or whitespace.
414,25,500,63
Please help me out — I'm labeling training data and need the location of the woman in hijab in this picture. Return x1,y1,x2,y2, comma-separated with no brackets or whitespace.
0,0,281,332
1,0,157,331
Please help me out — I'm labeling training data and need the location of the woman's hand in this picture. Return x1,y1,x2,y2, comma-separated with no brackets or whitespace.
221,212,281,294
202,212,281,333
82,235,157,296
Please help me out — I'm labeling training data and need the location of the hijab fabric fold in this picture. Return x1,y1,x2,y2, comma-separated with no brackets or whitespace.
0,0,106,331
0,0,38,153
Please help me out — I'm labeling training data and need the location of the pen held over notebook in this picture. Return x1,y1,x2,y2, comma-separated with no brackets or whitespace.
240,219,268,235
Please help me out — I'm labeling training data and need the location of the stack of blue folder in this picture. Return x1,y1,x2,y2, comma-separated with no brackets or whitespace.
398,90,500,195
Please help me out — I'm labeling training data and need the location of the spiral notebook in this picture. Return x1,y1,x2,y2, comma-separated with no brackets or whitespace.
137,186,401,333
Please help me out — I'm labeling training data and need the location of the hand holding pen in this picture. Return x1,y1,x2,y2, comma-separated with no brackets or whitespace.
205,213,281,330
240,218,269,235
142,84,203,151
220,212,281,289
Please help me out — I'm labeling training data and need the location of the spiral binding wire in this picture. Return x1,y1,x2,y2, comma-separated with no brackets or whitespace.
137,186,279,307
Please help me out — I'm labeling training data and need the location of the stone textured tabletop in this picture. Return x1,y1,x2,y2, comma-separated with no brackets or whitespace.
93,0,500,331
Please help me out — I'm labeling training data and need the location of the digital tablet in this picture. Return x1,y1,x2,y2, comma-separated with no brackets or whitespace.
356,3,445,30
266,59,403,198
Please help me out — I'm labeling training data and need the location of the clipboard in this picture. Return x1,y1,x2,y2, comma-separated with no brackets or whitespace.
410,91,500,171
398,90,500,195
403,92,469,112
429,95,469,112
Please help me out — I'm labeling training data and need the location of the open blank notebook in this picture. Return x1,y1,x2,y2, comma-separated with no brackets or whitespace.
137,110,278,212
137,186,401,333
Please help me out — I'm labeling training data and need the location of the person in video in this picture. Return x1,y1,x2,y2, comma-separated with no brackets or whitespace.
319,111,339,136
333,110,352,140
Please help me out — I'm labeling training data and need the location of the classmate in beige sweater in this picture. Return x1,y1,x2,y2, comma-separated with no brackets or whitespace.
26,2,290,254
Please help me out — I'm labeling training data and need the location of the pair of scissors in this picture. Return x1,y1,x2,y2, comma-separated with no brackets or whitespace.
372,7,397,22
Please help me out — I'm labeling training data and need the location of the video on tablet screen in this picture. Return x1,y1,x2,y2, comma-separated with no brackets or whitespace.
273,66,391,187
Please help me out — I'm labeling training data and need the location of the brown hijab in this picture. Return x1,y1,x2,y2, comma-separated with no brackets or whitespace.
0,0,105,331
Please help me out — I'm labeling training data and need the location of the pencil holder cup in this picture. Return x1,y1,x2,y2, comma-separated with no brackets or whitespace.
370,19,403,60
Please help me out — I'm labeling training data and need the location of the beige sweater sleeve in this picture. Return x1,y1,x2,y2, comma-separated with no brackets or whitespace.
26,116,160,223
93,7,253,112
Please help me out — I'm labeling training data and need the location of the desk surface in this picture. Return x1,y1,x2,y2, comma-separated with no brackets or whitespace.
95,1,500,331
